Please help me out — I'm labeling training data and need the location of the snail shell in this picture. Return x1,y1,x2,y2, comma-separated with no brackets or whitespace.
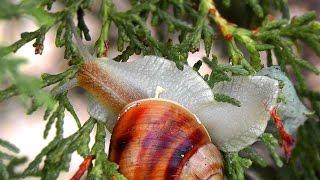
108,98,224,179
77,56,279,152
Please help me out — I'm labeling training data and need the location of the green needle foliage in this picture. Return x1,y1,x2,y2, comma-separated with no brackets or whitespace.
87,121,126,180
260,133,283,168
224,152,253,180
0,0,319,179
0,139,27,180
279,119,320,180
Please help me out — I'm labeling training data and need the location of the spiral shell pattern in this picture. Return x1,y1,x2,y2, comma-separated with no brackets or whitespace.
109,98,223,179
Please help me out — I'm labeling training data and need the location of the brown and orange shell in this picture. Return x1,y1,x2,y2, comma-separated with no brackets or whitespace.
108,98,224,179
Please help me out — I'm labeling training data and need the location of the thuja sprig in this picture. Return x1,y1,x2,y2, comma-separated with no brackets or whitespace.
22,118,125,179
0,139,27,180
256,12,320,69
260,133,284,167
240,147,268,168
224,152,252,180
0,24,52,57
95,0,113,57
206,0,320,120
0,64,79,104
219,0,289,27
255,12,320,116
111,0,211,67
204,0,266,71
22,118,96,178
42,91,83,140
201,56,249,86
296,89,320,116
0,0,87,105
0,54,56,113
87,121,126,179
279,119,320,179
192,56,247,107
0,139,19,155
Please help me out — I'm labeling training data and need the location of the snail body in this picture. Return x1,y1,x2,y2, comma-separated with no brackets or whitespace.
78,56,213,130
77,56,279,152
108,98,224,179
256,66,311,134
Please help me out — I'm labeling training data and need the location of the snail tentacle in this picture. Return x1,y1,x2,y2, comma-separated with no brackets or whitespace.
67,14,94,61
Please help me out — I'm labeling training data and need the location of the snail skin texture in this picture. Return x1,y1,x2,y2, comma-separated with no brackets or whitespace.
77,56,279,152
257,66,311,134
108,98,224,179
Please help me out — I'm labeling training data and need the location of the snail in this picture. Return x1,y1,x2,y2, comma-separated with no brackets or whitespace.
108,98,224,179
62,16,280,152
75,55,279,152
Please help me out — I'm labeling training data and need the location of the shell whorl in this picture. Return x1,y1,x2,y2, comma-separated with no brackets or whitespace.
108,99,223,179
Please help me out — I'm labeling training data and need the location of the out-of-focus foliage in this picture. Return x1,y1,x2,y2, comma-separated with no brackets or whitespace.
0,139,27,180
279,119,320,180
0,53,55,113
0,0,55,25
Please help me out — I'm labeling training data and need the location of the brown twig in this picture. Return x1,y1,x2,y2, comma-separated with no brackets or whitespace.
270,108,295,160
70,155,95,180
